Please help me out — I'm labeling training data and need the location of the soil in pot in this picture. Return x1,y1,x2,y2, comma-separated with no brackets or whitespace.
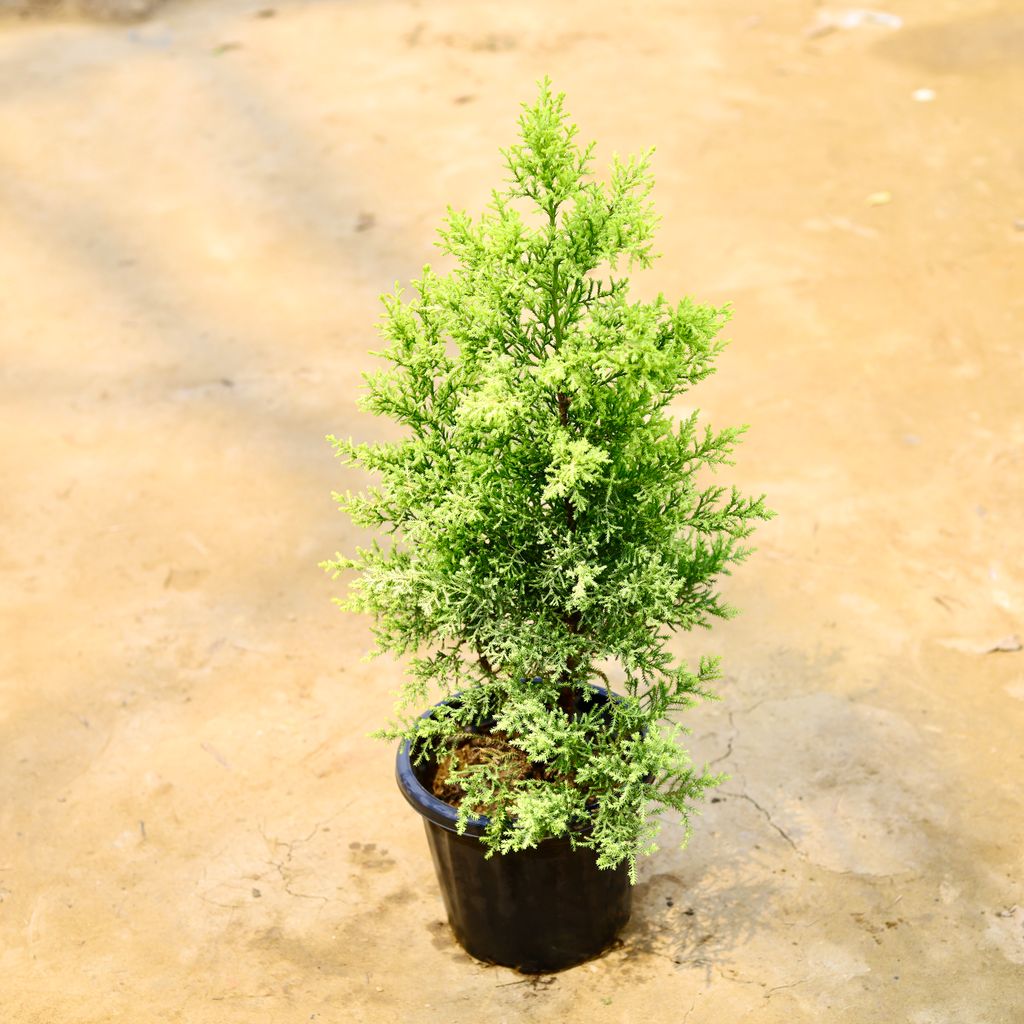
429,731,553,809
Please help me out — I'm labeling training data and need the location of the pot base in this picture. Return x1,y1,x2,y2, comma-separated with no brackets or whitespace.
396,687,633,972
422,819,631,973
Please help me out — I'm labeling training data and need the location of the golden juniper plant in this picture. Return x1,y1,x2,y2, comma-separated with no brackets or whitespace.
323,81,772,881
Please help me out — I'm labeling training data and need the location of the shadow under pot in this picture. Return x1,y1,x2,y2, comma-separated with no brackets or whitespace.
394,686,632,973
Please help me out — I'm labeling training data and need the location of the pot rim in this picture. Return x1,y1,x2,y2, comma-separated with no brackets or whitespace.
394,683,615,837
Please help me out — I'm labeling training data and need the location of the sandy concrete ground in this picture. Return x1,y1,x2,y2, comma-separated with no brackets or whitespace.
1,1,1023,1021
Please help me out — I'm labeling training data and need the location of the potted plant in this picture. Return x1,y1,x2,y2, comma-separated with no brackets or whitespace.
323,81,772,973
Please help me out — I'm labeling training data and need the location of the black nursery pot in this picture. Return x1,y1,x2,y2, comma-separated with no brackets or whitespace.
395,687,632,973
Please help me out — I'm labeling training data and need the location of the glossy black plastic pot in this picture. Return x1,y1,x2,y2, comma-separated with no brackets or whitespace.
395,687,632,973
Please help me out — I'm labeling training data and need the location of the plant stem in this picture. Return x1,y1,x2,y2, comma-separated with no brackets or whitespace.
554,386,581,716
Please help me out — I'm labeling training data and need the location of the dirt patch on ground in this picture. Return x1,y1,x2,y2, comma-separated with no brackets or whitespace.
0,0,162,21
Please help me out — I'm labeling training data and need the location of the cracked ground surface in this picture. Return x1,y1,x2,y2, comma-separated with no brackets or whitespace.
1,0,1023,1021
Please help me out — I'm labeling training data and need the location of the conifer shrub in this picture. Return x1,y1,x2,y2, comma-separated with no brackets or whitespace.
323,81,772,880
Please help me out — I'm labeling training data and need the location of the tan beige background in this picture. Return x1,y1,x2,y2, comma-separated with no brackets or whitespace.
1,1,1023,1021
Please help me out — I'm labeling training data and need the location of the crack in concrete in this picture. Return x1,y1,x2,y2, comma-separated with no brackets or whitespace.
707,731,734,770
720,789,803,856
765,978,809,1001
260,821,334,905
196,892,245,910
707,699,766,770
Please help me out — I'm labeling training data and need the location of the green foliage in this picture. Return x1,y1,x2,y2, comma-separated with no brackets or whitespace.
323,80,772,880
